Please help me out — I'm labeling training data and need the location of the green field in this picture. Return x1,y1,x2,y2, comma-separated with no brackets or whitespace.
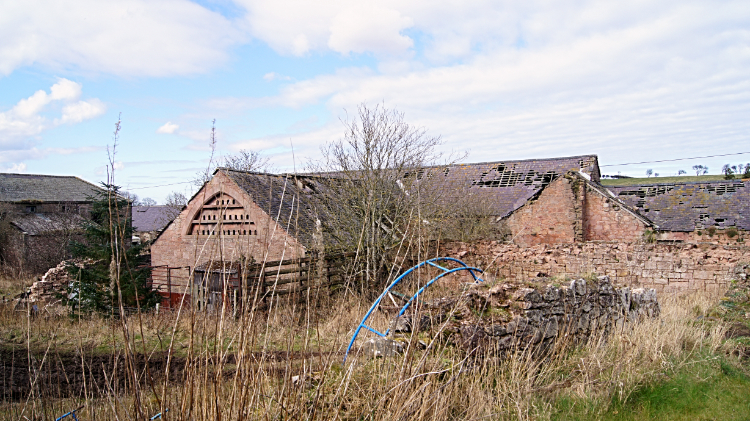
600,175,737,186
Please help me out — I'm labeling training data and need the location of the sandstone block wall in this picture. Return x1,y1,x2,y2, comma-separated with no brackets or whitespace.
442,241,750,293
503,176,578,246
583,184,647,242
151,171,304,271
500,174,649,247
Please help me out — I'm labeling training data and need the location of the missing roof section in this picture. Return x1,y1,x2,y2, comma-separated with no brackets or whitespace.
609,180,749,231
471,163,559,189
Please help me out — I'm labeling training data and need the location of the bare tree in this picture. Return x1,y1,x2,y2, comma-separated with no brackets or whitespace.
645,169,653,178
163,191,188,221
141,197,157,206
123,191,141,206
309,103,447,288
693,165,708,176
722,164,735,179
192,122,270,186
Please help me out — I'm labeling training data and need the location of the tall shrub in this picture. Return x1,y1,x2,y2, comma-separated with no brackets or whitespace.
66,184,159,314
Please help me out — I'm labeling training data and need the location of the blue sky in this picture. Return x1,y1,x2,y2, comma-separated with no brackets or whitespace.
1,0,749,202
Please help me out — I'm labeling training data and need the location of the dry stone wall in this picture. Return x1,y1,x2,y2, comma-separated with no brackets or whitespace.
441,241,750,293
458,276,659,354
381,276,659,358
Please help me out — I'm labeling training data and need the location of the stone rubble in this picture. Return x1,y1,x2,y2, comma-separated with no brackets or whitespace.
28,259,90,304
385,275,659,356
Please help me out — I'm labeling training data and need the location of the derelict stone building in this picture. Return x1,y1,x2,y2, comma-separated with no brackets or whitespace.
609,178,750,242
151,168,323,272
418,155,652,245
0,173,105,273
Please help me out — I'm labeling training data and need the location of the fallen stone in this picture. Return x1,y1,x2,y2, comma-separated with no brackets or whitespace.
359,337,404,358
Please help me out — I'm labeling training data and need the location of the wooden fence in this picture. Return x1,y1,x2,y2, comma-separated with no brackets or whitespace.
148,252,359,311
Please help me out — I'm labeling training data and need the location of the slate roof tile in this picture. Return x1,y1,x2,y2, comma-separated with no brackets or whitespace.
10,213,88,236
0,173,104,203
609,180,750,231
132,205,182,232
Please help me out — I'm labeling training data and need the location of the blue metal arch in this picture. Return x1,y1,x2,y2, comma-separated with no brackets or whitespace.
344,257,483,362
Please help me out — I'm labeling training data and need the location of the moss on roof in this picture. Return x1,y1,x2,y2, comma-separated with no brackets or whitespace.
601,175,727,186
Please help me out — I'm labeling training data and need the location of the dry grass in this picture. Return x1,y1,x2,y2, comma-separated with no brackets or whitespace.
0,274,740,421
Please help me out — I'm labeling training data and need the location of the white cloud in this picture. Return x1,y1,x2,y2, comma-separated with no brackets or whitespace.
0,79,105,159
238,0,418,56
222,0,750,175
56,99,106,124
327,6,413,55
2,163,27,173
0,0,243,77
157,122,180,134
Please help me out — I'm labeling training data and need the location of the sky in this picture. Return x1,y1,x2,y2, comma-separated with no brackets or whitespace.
1,0,749,203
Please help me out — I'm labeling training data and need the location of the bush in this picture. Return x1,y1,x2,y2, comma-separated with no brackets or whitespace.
65,183,159,314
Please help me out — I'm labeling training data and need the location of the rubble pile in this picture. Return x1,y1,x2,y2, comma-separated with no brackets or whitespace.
387,275,660,356
28,260,89,303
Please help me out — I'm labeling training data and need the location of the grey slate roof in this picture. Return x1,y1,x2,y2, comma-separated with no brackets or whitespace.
608,180,750,231
0,173,104,203
10,212,88,236
222,169,325,248
415,155,600,218
132,205,182,232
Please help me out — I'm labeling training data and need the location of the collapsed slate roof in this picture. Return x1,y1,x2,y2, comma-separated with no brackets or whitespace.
608,179,750,231
0,173,104,203
10,212,88,236
413,155,600,218
132,205,181,232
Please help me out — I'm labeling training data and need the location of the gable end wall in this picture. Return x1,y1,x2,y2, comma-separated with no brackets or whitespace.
151,172,305,270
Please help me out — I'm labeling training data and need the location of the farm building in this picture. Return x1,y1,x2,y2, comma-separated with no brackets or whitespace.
0,173,105,273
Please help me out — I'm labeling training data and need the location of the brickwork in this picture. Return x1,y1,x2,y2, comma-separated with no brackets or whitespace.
442,240,750,293
583,184,647,242
151,172,305,271
502,176,577,246
500,173,650,246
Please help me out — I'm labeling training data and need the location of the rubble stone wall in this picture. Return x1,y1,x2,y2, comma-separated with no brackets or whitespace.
456,276,660,353
442,241,750,293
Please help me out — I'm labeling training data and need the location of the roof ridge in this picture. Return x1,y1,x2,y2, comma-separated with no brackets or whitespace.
0,173,80,179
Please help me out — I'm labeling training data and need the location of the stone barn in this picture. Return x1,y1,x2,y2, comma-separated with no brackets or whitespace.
132,205,182,245
151,168,323,273
417,155,653,245
0,172,106,274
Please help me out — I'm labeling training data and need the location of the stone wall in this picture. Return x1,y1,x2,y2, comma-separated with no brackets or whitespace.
583,183,647,242
500,174,649,247
441,240,750,293
503,176,578,246
455,276,660,353
380,276,659,358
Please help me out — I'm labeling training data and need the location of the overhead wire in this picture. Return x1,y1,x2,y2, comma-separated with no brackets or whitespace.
600,151,750,167
122,151,750,190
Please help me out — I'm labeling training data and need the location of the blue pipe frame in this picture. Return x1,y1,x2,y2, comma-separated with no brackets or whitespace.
343,257,483,362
